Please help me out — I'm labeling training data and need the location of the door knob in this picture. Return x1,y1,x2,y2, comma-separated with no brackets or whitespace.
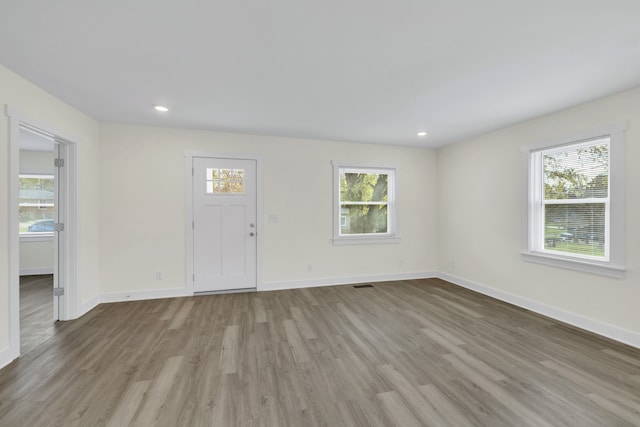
250,223,255,228
250,232,255,236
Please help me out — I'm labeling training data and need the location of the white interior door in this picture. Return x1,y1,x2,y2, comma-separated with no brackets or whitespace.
52,141,60,320
52,139,69,321
193,157,257,292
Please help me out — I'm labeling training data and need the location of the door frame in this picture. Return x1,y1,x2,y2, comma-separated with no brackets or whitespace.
184,151,263,293
6,106,79,361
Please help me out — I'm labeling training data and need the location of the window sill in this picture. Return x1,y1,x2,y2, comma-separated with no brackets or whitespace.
521,251,625,278
332,235,402,245
20,233,54,243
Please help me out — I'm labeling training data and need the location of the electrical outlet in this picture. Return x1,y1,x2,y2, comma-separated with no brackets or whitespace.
307,264,313,273
155,272,163,280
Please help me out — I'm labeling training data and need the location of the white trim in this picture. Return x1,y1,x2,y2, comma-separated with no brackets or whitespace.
78,295,101,317
0,347,16,370
20,267,54,276
521,122,627,275
184,154,195,294
332,236,402,245
20,234,54,242
262,271,435,291
521,251,625,278
100,287,192,304
6,106,21,367
20,168,56,175
183,150,261,160
256,158,264,291
183,150,263,293
438,272,640,350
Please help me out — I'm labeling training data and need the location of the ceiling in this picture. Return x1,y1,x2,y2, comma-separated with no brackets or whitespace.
1,0,640,148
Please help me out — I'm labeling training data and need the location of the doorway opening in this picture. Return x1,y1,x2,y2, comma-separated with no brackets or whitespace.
18,127,58,353
7,107,78,362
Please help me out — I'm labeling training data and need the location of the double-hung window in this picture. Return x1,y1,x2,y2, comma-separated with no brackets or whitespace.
332,162,400,244
522,124,625,277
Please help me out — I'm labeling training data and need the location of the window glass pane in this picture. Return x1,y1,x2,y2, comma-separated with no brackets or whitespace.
206,168,219,180
205,168,245,194
19,175,55,233
543,142,608,200
544,203,605,257
340,171,388,202
340,204,388,234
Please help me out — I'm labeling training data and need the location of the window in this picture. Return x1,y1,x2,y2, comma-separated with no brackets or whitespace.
539,139,608,259
206,168,245,194
522,124,626,277
332,162,399,244
19,174,55,234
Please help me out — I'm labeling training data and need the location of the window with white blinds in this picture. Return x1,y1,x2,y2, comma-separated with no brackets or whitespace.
539,138,609,260
522,124,626,277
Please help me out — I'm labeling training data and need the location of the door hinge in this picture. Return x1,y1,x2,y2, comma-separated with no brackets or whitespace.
192,167,194,176
53,287,65,297
55,223,65,232
193,274,195,282
54,158,65,167
192,221,195,229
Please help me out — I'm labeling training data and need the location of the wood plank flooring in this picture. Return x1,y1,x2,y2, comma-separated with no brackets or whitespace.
19,275,55,355
1,278,640,426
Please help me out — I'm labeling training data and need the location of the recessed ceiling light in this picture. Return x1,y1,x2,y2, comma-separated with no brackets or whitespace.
417,131,427,137
154,105,169,112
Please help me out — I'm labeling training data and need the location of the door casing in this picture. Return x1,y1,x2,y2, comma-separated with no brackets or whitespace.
6,106,78,362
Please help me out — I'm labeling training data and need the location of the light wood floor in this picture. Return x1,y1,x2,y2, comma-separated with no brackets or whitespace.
19,275,55,355
1,278,640,426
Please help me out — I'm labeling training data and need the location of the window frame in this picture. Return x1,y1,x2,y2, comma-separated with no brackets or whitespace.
332,161,400,245
521,124,626,278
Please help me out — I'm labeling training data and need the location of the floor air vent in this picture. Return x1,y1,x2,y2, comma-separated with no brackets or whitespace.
353,284,374,289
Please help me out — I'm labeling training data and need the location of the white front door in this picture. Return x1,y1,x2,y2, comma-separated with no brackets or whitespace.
193,157,257,292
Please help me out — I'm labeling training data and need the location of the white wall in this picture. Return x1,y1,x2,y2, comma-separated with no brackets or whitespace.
3,62,639,370
98,124,438,296
0,64,101,365
19,150,54,275
19,240,53,276
437,85,640,341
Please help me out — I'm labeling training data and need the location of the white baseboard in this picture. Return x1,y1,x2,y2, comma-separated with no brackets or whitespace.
261,271,436,292
0,346,18,371
78,295,101,317
80,273,436,314
19,267,53,276
438,272,640,350
100,286,192,304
